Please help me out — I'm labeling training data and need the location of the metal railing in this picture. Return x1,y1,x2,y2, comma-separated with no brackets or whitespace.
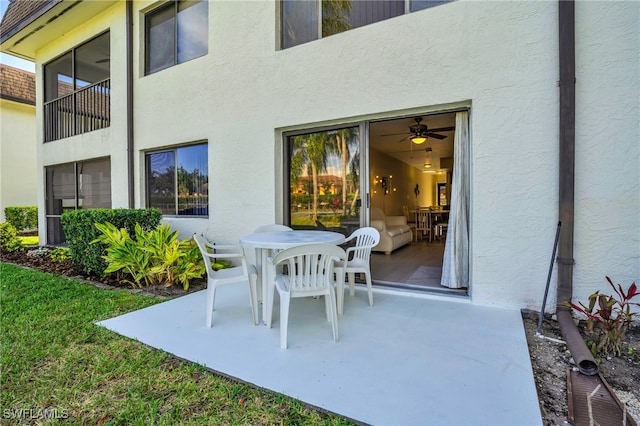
43,79,111,142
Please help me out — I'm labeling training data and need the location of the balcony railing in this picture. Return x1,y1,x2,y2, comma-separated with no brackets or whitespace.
44,79,111,142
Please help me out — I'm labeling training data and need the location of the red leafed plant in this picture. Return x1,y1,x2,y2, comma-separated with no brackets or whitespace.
566,276,640,357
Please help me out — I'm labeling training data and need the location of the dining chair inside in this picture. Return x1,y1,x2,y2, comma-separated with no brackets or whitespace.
415,208,432,241
333,227,380,314
265,243,347,349
403,205,417,241
193,234,259,327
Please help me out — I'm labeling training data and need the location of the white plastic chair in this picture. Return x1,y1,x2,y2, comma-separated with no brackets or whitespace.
193,234,259,327
251,224,293,303
334,227,380,314
265,243,347,349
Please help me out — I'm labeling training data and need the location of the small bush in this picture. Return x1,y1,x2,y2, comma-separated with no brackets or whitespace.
4,206,37,231
93,222,204,290
49,247,71,263
60,208,162,276
0,222,23,252
567,276,640,357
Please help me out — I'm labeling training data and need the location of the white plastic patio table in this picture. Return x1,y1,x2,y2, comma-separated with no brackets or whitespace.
239,230,346,324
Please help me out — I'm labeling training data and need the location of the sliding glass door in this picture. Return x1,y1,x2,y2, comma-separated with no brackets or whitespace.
285,125,362,236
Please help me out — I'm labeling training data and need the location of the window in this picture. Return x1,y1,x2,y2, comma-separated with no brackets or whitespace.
43,32,111,142
146,143,208,216
145,0,208,75
281,0,450,49
45,158,111,244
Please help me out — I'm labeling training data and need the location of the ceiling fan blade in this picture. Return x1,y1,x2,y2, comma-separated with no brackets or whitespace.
426,133,447,140
395,136,410,143
381,132,411,137
428,126,455,133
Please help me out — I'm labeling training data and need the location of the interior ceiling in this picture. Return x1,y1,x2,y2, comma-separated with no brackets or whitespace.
369,112,456,172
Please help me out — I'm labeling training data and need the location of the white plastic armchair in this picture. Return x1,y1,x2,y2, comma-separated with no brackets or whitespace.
265,243,347,349
334,227,380,314
251,224,293,302
193,234,259,327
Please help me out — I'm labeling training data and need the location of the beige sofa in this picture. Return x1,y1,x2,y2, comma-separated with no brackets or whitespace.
370,207,413,255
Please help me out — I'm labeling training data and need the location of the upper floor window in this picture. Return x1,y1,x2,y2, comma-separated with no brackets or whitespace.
43,32,110,142
281,0,449,49
145,0,208,75
146,143,209,216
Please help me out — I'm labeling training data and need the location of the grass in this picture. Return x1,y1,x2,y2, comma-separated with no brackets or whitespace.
0,262,353,425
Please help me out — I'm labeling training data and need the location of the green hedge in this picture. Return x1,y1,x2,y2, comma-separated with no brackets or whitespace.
4,206,38,231
60,208,162,276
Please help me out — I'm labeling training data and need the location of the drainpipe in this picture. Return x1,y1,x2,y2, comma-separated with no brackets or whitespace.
555,0,598,376
126,0,135,208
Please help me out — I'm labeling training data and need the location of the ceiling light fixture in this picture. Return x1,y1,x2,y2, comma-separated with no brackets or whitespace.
423,147,433,170
411,135,427,144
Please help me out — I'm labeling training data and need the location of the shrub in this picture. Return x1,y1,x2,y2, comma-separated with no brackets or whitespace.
49,247,71,263
4,206,37,231
0,222,23,252
566,276,640,357
60,208,162,276
93,222,205,290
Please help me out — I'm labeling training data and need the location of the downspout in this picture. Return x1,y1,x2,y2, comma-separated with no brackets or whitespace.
555,0,598,376
126,0,135,208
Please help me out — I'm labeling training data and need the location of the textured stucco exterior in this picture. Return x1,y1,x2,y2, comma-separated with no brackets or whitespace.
2,0,638,311
0,98,37,222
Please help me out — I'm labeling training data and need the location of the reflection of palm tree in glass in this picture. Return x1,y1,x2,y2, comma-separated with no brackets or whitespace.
333,127,358,217
349,152,360,214
322,0,352,37
291,132,336,222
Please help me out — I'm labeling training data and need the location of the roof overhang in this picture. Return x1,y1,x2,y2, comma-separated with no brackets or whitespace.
0,0,116,60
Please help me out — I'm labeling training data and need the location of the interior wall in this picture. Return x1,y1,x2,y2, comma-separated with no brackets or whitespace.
369,148,439,217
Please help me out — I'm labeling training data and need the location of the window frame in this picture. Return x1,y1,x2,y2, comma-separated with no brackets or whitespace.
145,142,209,218
45,157,112,244
144,0,208,75
280,0,451,49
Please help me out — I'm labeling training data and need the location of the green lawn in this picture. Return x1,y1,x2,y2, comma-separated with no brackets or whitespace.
0,262,352,425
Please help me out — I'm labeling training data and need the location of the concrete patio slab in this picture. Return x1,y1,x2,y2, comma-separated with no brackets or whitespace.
97,286,542,426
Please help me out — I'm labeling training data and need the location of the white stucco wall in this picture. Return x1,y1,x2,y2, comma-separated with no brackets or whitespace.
35,2,129,242
0,99,37,222
27,0,638,311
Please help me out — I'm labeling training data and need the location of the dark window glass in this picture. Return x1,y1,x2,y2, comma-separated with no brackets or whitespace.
75,32,110,88
282,0,319,49
78,158,111,209
177,0,209,63
44,52,72,102
146,4,175,74
411,0,451,12
282,0,451,48
146,0,208,75
147,144,208,216
343,0,403,32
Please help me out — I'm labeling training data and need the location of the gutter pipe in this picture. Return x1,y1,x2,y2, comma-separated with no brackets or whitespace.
555,0,598,376
126,0,135,208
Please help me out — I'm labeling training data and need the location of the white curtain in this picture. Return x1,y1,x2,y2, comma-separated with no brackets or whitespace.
441,111,469,288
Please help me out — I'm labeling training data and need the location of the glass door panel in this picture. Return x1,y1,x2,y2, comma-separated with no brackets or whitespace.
286,126,360,236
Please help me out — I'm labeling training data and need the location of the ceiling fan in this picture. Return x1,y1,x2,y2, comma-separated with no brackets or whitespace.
382,117,455,144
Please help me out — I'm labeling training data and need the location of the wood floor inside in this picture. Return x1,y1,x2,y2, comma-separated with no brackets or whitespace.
370,237,468,296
